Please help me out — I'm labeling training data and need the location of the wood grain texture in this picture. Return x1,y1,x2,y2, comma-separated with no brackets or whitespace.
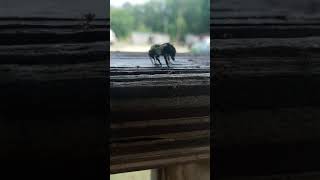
0,18,108,177
212,3,320,177
110,52,210,174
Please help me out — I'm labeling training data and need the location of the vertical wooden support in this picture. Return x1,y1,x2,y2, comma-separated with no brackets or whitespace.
159,160,210,180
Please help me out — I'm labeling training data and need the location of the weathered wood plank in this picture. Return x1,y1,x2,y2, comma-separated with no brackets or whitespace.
110,52,210,173
111,131,208,149
0,12,108,177
0,0,108,18
0,18,108,45
214,107,320,146
0,31,108,45
0,44,108,64
211,25,320,39
211,3,320,177
112,137,209,159
212,37,320,51
111,150,209,174
111,107,210,123
218,172,320,180
111,116,209,129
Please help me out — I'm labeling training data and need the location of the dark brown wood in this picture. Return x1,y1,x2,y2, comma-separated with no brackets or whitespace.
159,160,210,180
0,0,108,18
212,4,320,177
211,0,320,39
218,172,320,180
110,53,210,174
0,18,108,45
0,17,108,177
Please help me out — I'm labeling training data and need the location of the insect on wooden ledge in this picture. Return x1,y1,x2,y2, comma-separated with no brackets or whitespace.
148,43,176,67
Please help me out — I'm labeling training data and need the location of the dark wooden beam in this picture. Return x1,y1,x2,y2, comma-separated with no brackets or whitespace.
0,17,108,177
212,9,320,177
0,18,108,45
110,53,210,174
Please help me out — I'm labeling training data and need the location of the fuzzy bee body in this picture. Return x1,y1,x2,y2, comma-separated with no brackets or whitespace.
148,43,176,67
148,44,162,65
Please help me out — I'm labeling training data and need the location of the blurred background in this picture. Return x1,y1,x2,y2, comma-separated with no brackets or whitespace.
110,0,210,54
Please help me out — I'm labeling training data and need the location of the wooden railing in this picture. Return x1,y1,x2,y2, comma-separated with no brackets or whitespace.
110,52,210,174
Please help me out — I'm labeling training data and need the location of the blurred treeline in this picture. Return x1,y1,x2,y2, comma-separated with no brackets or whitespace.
110,0,210,41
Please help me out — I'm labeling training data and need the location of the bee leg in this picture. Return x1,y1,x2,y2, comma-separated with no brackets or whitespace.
171,55,175,61
164,55,170,67
156,56,162,66
168,56,172,66
153,59,158,65
153,58,158,65
168,58,172,65
169,57,176,65
149,57,155,65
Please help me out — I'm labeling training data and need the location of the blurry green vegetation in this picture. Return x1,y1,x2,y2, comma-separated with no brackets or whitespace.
110,0,210,41
110,9,134,38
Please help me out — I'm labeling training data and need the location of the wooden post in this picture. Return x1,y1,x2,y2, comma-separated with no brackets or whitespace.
159,160,210,180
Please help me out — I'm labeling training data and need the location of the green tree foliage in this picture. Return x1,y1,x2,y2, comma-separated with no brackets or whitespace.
110,0,210,41
110,8,134,38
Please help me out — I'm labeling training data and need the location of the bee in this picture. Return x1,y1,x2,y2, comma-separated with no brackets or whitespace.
148,43,176,67
148,44,162,65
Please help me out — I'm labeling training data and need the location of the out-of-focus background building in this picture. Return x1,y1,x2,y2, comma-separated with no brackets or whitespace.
110,0,210,54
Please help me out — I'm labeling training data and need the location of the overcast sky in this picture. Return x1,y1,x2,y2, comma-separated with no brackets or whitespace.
110,0,150,7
